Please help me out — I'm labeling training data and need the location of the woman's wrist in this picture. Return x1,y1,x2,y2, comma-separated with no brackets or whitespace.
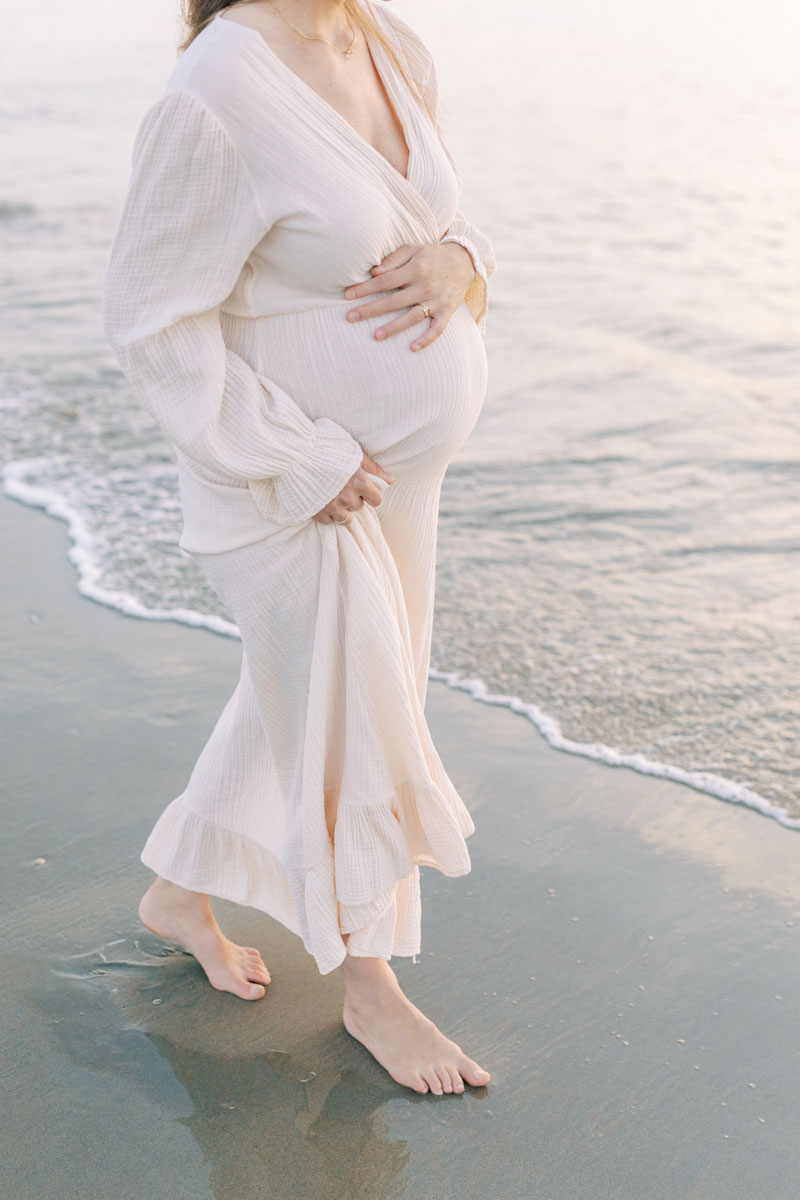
439,237,478,291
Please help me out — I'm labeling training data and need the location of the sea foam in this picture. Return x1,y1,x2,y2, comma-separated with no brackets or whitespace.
5,454,799,835
4,458,239,638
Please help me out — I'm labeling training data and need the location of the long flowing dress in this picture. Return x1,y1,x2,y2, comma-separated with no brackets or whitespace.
102,3,496,975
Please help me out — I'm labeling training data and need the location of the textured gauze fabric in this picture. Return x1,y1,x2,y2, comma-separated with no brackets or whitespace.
102,2,497,974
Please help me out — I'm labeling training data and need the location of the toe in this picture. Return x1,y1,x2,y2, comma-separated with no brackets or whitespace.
241,948,268,973
423,1069,443,1095
447,1067,464,1094
461,1059,491,1087
413,1076,429,1094
438,1069,453,1093
242,982,266,1000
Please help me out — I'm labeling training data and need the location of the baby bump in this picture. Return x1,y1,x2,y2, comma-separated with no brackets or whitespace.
221,300,488,475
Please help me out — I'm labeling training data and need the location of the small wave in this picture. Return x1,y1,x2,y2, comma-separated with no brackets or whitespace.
5,455,799,836
429,668,800,832
0,200,36,220
3,458,239,638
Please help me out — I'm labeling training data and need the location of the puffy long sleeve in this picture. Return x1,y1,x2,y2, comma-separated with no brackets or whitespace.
421,60,497,334
102,89,364,527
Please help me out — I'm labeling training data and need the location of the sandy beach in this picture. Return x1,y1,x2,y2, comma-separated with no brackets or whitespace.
2,489,799,1200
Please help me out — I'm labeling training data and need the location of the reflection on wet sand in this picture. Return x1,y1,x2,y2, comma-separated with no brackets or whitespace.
45,935,417,1200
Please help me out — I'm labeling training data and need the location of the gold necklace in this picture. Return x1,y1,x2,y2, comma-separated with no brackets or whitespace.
268,2,358,59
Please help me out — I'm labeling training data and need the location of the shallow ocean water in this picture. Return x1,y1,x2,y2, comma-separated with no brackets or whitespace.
2,0,799,821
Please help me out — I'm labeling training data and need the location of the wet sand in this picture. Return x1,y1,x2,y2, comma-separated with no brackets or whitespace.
2,490,799,1200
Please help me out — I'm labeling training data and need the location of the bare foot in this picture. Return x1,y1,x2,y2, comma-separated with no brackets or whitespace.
139,877,271,1000
341,956,491,1095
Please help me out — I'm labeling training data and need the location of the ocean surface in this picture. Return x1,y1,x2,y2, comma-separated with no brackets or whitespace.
3,0,799,825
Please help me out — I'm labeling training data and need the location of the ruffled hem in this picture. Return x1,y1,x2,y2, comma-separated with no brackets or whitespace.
307,774,474,968
343,867,422,959
332,780,474,913
140,798,303,937
140,773,474,975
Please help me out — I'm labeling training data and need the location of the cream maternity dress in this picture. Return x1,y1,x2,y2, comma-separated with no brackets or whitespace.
102,3,496,975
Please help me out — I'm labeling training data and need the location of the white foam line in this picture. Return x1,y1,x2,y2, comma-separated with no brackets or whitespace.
429,667,800,832
6,457,798,834
3,458,241,639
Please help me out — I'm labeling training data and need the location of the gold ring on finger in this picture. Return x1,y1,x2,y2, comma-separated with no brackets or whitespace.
332,512,350,524
416,303,432,320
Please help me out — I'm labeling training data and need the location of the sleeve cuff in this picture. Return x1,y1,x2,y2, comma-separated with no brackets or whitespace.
440,212,497,335
440,232,490,334
247,416,364,527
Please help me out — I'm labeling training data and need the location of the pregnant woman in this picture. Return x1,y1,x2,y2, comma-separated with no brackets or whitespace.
103,0,495,1097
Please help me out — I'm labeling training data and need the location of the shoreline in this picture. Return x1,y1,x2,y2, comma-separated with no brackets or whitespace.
3,489,800,1197
5,454,798,833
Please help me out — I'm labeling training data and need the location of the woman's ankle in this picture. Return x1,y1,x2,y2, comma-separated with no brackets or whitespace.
341,952,395,1000
148,876,210,911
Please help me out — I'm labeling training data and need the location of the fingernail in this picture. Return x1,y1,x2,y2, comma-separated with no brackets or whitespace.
344,289,355,299
375,329,386,340
410,342,420,351
347,311,360,322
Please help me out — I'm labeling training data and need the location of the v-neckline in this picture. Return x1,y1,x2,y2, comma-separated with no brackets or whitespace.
215,9,416,188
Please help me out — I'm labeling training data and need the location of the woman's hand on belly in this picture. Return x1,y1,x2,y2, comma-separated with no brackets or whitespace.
343,242,476,353
313,453,395,526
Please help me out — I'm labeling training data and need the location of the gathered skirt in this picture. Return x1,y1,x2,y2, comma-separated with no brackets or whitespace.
140,466,477,974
